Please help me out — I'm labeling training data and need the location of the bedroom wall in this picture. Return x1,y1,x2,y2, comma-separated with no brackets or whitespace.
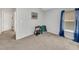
44,8,63,34
44,8,75,40
16,8,44,40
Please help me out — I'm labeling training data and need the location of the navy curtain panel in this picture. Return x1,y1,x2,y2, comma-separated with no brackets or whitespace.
59,10,65,37
74,8,79,42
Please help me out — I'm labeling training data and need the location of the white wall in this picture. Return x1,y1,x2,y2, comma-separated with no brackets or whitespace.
16,8,44,39
44,9,63,34
44,8,75,40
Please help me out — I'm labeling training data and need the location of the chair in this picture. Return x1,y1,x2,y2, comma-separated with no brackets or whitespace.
34,26,41,36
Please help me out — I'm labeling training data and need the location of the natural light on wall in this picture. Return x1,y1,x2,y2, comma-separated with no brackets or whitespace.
64,10,75,31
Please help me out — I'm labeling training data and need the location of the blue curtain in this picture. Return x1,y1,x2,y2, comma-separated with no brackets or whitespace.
74,8,79,42
59,10,65,37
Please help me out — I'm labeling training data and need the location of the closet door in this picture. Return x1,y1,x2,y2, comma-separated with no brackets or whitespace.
14,12,16,32
2,10,13,32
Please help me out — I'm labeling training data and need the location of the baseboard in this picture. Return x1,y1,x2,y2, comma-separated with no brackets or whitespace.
47,32,74,41
47,32,59,36
16,33,34,40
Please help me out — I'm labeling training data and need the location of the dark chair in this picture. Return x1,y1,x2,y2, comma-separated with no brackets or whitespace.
34,26,41,36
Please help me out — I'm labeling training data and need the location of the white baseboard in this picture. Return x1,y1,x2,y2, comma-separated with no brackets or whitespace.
16,33,33,40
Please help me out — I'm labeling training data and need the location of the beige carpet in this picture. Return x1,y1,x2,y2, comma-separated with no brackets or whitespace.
0,30,79,50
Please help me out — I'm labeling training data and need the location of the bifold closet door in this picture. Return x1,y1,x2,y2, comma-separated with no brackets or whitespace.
2,10,13,32
13,12,16,32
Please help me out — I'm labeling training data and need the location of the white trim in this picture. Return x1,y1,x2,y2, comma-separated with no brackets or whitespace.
64,29,74,33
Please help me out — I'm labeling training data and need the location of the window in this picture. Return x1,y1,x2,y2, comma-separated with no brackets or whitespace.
31,12,38,19
64,10,75,31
